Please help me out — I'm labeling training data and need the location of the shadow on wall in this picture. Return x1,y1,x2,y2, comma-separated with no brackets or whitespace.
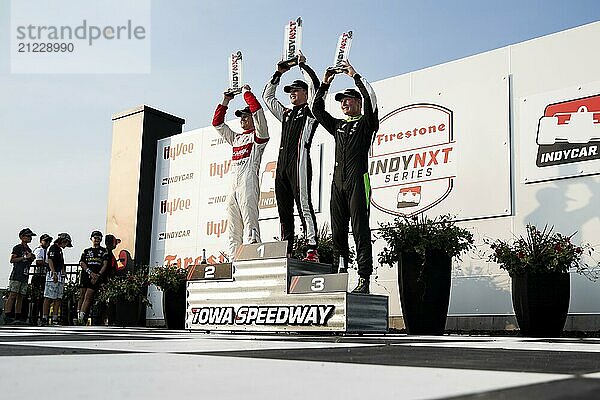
524,160,600,240
449,263,513,315
524,167,600,313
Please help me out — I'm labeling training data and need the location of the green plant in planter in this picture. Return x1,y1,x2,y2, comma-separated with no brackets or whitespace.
291,224,355,266
487,224,595,278
378,214,474,267
486,224,597,337
148,265,188,292
97,267,152,307
377,213,474,335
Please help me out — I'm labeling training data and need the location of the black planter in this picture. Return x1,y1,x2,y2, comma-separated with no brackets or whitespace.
163,285,186,330
399,250,452,335
113,297,144,327
511,272,570,337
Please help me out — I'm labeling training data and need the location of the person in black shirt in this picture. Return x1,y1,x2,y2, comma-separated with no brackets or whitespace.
41,233,73,325
77,231,108,324
4,228,36,324
311,60,379,294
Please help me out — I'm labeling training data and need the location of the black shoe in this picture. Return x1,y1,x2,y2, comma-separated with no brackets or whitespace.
352,277,370,294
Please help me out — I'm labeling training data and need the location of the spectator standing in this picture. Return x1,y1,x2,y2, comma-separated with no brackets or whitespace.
41,233,73,326
4,228,36,324
77,231,108,324
30,234,53,324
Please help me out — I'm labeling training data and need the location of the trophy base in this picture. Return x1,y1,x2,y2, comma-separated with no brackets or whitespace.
224,88,242,96
278,56,299,69
327,66,349,74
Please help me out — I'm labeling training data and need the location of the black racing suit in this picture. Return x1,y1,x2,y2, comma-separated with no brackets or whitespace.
263,63,320,255
311,74,378,278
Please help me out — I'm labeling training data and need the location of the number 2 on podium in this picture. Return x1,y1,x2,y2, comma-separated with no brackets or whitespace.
205,265,215,278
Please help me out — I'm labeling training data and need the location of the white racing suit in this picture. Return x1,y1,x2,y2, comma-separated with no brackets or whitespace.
212,89,270,259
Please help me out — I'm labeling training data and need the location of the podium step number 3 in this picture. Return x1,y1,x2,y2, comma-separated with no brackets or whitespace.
288,273,348,294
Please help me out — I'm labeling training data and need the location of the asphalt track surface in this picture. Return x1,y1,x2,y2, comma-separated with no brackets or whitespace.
1,326,599,399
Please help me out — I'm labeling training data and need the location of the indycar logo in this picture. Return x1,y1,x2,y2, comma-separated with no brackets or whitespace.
369,103,456,217
535,94,600,167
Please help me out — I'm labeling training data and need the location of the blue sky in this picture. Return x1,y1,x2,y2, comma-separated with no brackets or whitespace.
1,0,599,280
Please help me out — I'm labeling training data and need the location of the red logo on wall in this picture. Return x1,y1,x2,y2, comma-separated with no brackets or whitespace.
536,94,600,167
259,161,277,209
369,103,456,217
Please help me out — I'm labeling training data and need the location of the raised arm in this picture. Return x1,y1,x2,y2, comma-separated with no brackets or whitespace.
243,86,269,142
299,55,320,110
262,66,287,122
311,69,339,135
211,92,236,145
344,61,379,132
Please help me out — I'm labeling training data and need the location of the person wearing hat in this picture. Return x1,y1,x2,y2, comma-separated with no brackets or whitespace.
3,228,36,324
30,233,53,324
41,232,73,325
76,230,109,324
262,51,321,262
311,60,379,294
212,84,270,259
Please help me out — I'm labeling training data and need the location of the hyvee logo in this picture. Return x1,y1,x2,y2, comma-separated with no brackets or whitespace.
161,172,194,186
259,161,277,209
536,94,600,167
207,220,228,238
158,230,191,241
160,198,191,215
210,160,231,178
163,142,194,161
369,103,456,217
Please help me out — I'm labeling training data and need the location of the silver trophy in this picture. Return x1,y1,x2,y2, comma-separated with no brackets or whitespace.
277,17,303,69
225,51,243,96
327,31,353,74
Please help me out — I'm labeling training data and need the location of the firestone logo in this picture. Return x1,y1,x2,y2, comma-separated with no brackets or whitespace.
535,94,600,167
369,103,456,217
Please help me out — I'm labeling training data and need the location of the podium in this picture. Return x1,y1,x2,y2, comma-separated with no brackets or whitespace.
185,242,388,333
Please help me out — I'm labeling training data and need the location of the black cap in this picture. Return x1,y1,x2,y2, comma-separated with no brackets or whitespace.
40,234,53,242
234,106,251,117
283,80,308,93
105,234,121,247
334,88,362,102
90,230,103,239
57,232,73,247
19,228,36,237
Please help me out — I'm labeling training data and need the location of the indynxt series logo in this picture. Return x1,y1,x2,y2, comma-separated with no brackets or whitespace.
191,305,335,326
535,94,600,167
369,103,456,217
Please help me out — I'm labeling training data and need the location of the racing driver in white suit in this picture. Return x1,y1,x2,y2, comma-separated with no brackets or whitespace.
212,85,270,259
